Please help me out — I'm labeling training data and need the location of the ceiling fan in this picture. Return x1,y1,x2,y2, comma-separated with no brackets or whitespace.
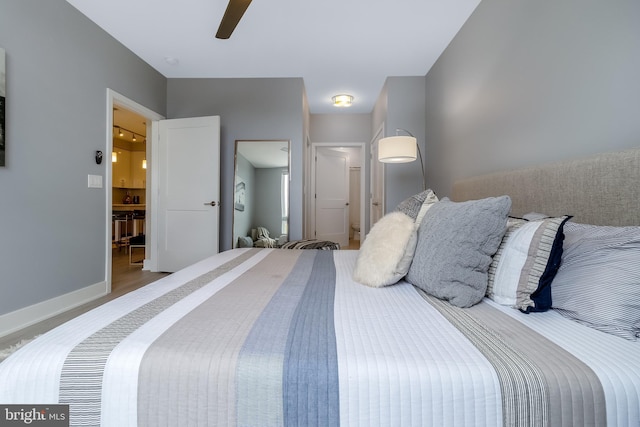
215,0,253,39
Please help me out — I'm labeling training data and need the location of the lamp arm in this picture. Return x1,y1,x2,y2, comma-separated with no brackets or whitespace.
396,129,426,191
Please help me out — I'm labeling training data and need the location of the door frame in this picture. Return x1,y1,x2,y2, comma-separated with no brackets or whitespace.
105,89,164,291
369,124,385,231
309,142,366,245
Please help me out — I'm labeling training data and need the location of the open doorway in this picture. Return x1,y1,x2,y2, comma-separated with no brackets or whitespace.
106,90,164,293
111,106,148,291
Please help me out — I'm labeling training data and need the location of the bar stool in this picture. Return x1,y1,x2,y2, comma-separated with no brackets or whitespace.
129,234,145,265
112,212,130,251
132,210,146,237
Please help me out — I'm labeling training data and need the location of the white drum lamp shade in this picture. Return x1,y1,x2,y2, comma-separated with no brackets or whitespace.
378,135,417,163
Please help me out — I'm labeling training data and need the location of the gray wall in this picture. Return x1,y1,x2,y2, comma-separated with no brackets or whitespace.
232,153,255,247
309,113,372,233
254,168,287,239
425,0,640,197
309,114,372,143
384,77,427,211
0,0,166,315
166,78,305,251
372,77,427,213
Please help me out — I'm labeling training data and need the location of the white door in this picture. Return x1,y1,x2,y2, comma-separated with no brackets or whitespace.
315,148,349,247
156,116,220,272
370,132,385,228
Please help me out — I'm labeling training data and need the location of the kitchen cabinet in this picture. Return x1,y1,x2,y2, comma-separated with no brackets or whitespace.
113,148,146,188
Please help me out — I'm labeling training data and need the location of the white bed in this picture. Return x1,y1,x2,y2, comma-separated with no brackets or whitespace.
1,148,639,427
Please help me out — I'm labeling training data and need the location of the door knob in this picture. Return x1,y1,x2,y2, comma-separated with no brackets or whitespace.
204,201,217,206
345,202,349,206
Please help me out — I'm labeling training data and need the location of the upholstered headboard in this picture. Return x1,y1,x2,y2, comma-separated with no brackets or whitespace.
451,147,640,226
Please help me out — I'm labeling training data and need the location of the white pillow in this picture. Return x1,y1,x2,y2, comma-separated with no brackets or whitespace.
352,212,417,287
487,216,570,312
490,220,544,305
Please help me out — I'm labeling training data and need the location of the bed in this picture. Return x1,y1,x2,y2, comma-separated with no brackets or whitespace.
1,148,639,427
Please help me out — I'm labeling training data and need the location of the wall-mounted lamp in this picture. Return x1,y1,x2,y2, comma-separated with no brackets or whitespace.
112,151,118,162
95,150,103,164
142,159,147,169
378,128,426,191
331,94,354,107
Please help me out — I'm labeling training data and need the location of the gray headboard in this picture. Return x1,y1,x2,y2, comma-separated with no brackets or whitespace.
451,147,640,226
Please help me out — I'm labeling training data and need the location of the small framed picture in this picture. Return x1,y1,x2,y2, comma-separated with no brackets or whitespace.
0,47,6,167
234,178,245,211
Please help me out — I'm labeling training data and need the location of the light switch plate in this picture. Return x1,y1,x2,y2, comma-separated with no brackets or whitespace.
88,174,103,188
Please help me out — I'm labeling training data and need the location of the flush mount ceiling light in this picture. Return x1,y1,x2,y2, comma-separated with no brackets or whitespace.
331,94,354,107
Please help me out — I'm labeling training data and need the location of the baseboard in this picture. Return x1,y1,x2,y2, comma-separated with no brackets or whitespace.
0,281,108,338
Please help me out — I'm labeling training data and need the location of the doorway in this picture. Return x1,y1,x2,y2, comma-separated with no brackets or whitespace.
106,90,164,293
310,142,366,249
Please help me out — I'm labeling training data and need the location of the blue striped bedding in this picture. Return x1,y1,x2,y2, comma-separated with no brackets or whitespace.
1,248,639,426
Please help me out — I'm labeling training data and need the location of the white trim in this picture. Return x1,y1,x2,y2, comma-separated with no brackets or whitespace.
0,281,107,338
309,142,367,245
106,89,164,282
369,124,385,237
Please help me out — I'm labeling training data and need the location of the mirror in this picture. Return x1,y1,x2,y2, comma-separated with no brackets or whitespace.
232,140,290,249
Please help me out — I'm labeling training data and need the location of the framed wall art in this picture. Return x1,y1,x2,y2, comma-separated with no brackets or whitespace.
234,177,245,211
0,47,5,167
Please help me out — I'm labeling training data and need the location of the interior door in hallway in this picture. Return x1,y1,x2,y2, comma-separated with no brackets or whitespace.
156,116,220,272
315,147,349,247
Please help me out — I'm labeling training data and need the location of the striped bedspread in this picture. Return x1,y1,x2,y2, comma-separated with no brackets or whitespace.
1,249,639,426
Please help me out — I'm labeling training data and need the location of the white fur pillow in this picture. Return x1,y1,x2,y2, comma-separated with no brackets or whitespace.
352,212,417,287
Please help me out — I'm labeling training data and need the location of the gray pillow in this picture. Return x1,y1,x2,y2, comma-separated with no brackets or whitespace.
406,196,511,308
395,189,439,226
237,236,254,248
551,222,640,340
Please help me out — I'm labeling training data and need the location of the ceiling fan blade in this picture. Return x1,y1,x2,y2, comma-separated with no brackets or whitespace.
215,0,253,39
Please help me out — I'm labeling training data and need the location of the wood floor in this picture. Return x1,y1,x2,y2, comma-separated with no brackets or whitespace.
0,249,169,351
1,241,360,352
346,239,361,250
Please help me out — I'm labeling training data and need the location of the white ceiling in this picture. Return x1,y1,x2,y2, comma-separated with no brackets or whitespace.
66,0,480,114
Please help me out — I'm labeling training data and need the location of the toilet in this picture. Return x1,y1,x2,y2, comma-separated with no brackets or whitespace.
352,223,360,241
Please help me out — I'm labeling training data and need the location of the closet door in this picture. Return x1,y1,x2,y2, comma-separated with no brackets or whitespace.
155,116,220,272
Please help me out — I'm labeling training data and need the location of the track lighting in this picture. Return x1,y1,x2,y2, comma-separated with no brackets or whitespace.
113,125,144,142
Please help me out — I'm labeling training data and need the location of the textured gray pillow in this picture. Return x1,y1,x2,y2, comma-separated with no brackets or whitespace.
395,189,439,225
406,196,511,308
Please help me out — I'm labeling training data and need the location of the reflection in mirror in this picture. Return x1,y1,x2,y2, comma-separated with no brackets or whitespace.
233,140,290,249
